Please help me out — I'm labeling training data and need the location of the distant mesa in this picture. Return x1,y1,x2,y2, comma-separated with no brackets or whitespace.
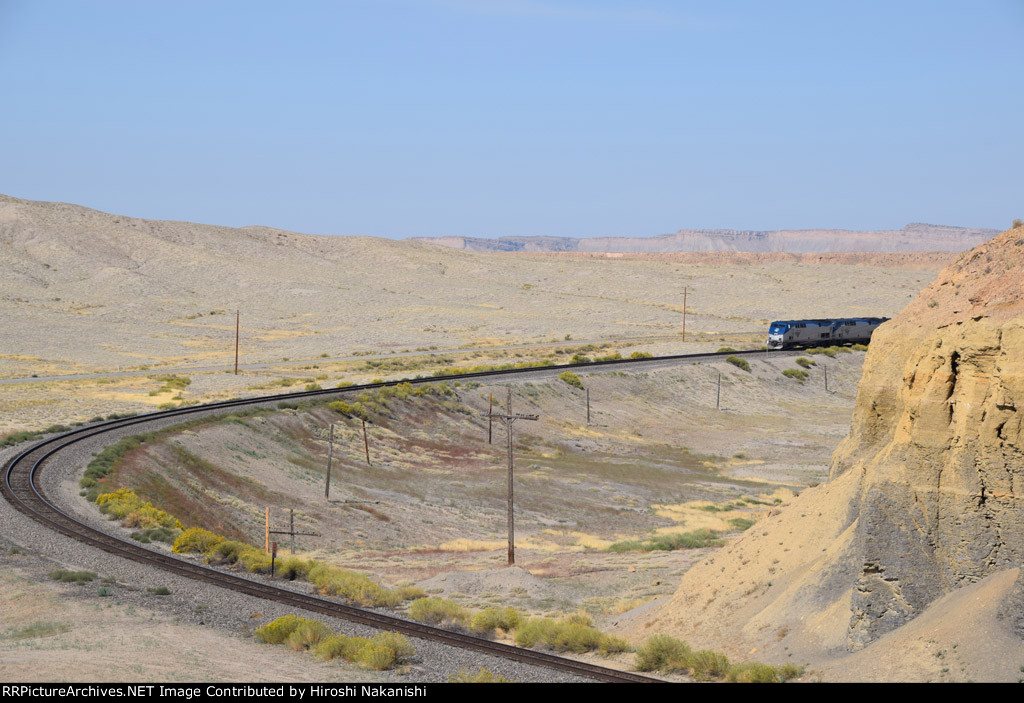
413,224,1000,254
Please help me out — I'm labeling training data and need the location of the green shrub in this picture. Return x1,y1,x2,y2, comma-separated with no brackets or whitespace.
726,356,750,372
237,545,273,574
408,597,469,627
255,615,303,644
728,517,755,531
449,667,514,683
95,488,182,530
608,528,723,552
172,527,225,554
147,586,171,596
131,526,180,544
311,630,411,670
308,564,401,607
779,662,804,680
514,617,557,648
850,343,869,351
806,346,837,357
287,619,332,651
629,351,653,359
514,616,629,655
782,368,808,382
394,585,428,601
726,661,802,683
635,634,692,673
277,555,316,580
471,607,524,634
373,631,415,663
207,540,247,564
688,649,730,681
316,634,366,661
717,346,737,353
357,642,397,670
48,570,96,584
794,357,815,368
557,371,583,389
79,433,156,487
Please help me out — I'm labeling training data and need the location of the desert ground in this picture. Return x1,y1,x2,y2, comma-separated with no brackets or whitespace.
8,194,1002,682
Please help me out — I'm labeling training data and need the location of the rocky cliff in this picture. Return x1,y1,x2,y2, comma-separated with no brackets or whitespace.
625,226,1024,660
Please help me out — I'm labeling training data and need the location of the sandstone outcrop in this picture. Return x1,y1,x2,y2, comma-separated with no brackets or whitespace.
626,226,1024,659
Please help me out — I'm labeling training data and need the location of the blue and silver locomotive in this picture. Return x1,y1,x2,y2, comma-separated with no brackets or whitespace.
766,317,889,350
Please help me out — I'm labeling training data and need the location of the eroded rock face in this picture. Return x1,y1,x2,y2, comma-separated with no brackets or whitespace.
628,227,1024,656
839,318,1024,646
830,229,1024,647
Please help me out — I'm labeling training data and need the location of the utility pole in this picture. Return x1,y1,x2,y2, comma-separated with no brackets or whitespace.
824,365,829,393
486,386,539,566
362,415,371,466
586,387,590,424
682,287,687,342
488,394,493,444
267,507,319,554
324,423,335,499
716,371,721,410
234,310,240,375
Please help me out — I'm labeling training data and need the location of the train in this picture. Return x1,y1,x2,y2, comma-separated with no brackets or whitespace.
766,317,889,350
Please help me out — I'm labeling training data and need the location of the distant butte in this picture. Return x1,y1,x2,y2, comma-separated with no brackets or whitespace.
413,223,999,254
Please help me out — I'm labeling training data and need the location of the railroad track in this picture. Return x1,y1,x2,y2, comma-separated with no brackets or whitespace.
2,348,790,683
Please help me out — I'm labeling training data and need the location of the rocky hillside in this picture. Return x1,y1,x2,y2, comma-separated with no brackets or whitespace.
415,223,999,254
624,225,1024,675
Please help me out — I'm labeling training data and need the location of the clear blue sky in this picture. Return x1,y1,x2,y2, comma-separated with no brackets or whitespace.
1,1,1021,237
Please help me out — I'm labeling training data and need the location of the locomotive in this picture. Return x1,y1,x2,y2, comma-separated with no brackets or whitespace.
766,317,889,350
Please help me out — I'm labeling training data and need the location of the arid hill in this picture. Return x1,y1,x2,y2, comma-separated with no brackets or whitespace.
0,193,941,374
623,226,1024,681
415,223,998,254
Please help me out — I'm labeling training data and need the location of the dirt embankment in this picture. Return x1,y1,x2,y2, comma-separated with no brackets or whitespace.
623,226,1024,681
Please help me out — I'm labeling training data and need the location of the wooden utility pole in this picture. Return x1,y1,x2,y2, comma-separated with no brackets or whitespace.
361,416,371,466
265,506,270,552
681,287,687,342
716,371,721,409
324,423,335,499
234,310,240,375
824,365,829,393
267,507,319,554
486,386,539,566
586,387,590,424
488,394,493,444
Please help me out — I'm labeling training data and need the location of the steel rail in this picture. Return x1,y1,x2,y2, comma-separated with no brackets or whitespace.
3,347,792,683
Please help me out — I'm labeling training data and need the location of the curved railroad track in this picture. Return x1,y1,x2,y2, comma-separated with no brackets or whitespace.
2,348,790,683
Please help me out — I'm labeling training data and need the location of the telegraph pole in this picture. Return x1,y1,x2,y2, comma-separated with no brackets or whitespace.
488,394,493,444
234,310,240,375
682,287,687,342
362,415,371,466
324,423,335,499
267,507,319,554
486,386,539,566
717,371,721,409
586,387,590,424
